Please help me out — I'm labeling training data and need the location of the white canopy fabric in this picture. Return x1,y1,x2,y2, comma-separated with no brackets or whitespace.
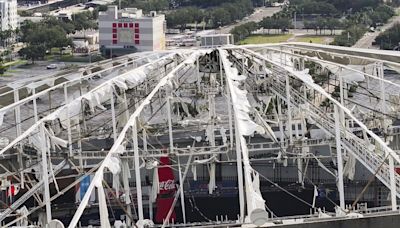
219,49,268,222
68,49,211,228
243,47,400,165
0,52,182,156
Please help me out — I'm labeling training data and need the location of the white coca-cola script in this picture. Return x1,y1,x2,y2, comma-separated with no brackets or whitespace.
159,179,175,191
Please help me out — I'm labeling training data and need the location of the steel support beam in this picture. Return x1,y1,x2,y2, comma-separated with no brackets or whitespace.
334,105,345,210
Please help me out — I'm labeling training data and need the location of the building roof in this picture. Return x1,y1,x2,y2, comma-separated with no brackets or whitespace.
194,30,216,37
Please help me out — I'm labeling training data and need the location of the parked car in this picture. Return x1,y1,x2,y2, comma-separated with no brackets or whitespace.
46,64,57,70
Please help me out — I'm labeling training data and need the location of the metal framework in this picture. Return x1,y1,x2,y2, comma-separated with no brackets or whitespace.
1,44,400,227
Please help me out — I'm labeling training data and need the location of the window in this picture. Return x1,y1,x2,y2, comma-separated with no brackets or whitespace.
112,40,117,44
124,23,128,28
135,28,139,33
113,34,117,38
135,40,140,44
112,23,117,27
135,34,139,39
112,28,117,33
118,23,122,28
135,23,139,28
129,23,134,28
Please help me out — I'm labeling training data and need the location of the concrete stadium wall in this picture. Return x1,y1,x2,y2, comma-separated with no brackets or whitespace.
277,213,400,228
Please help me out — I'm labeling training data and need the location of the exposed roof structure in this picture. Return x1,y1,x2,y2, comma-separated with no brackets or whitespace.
1,43,400,227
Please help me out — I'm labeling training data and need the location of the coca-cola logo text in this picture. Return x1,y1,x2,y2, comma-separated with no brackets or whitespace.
159,179,175,191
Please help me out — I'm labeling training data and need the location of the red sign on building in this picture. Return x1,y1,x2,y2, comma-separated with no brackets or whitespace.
111,22,140,45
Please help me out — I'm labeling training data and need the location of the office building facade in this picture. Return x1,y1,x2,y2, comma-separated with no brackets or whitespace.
0,0,17,31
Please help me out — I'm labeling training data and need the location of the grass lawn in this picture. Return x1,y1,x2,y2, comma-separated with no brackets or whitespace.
7,69,20,73
294,36,334,44
239,34,293,44
3,59,28,67
60,54,105,63
51,47,60,53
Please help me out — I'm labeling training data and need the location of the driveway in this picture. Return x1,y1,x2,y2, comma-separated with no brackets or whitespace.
216,7,282,34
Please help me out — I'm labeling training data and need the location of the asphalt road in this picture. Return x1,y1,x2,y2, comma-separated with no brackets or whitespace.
0,61,87,90
353,8,400,49
216,7,282,34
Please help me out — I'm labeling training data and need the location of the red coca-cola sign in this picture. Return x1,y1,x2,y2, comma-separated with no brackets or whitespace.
159,179,176,191
155,156,176,223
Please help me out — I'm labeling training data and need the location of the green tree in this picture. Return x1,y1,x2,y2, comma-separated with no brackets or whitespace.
18,44,46,63
0,56,6,75
315,17,326,35
166,0,255,29
260,17,274,34
325,17,341,35
230,21,257,42
211,8,231,27
73,12,98,30
42,16,76,34
144,0,169,11
332,25,367,47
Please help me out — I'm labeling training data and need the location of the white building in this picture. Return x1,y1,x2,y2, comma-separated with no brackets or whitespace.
0,0,18,31
99,6,166,56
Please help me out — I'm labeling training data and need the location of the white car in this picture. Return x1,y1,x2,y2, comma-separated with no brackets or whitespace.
46,64,57,70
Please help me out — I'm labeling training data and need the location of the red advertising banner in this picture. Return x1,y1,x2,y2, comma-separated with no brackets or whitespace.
155,156,176,223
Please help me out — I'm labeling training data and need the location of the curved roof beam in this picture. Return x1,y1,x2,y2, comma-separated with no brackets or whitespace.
239,46,400,165
0,52,183,156
0,52,163,99
239,43,400,68
242,45,400,90
67,49,211,228
0,52,175,119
